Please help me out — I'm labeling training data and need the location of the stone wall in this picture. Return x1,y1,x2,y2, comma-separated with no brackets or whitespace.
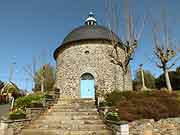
0,107,49,135
55,40,132,98
0,107,44,135
106,120,129,135
26,107,45,120
129,118,180,135
0,95,59,135
0,119,31,135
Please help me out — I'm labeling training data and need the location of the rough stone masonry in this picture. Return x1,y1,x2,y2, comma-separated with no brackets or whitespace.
54,13,133,99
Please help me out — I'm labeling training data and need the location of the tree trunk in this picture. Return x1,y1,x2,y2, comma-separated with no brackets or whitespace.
122,72,125,91
140,67,147,90
41,79,44,93
164,68,172,92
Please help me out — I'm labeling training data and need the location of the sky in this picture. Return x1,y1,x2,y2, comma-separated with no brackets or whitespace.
0,0,179,91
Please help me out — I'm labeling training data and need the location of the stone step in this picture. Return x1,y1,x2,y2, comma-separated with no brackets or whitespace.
51,108,98,112
20,98,112,135
37,111,99,120
57,99,95,103
31,123,107,130
52,105,96,109
48,111,98,116
34,119,104,125
57,98,95,102
21,129,112,135
56,99,95,105
56,102,95,106
39,114,100,120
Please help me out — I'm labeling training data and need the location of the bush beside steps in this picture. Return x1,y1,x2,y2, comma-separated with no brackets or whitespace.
100,90,180,122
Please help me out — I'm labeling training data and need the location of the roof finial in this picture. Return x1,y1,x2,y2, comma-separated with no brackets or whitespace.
85,12,97,26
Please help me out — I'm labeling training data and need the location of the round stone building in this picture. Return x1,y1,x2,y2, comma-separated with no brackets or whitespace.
54,12,132,99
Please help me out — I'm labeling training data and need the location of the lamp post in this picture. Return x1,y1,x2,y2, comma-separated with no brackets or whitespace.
9,61,16,110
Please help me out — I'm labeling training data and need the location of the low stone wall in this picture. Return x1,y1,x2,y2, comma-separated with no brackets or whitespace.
0,107,47,135
26,107,45,120
98,105,180,135
0,119,31,135
0,92,60,135
98,107,129,135
106,120,129,135
129,118,180,135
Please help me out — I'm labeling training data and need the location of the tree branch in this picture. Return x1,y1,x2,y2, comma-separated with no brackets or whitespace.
167,57,180,69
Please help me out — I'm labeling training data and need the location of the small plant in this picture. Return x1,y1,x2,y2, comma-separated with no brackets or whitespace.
99,101,110,107
30,100,43,108
15,94,44,110
106,111,120,121
44,92,53,100
9,109,26,120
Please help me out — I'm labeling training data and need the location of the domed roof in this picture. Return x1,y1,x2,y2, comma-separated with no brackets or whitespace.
54,12,122,59
62,25,121,45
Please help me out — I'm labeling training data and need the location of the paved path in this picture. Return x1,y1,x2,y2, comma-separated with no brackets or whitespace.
0,104,10,118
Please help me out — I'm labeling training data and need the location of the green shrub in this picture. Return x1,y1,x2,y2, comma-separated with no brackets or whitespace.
104,90,180,121
30,100,44,108
9,109,26,120
99,101,110,107
106,112,120,121
15,94,44,110
44,92,53,100
105,90,136,106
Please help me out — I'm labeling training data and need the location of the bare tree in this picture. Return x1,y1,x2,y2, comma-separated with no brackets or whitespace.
34,64,55,92
151,11,179,92
24,56,46,92
24,56,38,91
106,0,146,90
24,49,54,93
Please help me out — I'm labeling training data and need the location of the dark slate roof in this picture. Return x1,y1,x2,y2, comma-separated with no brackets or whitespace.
62,25,121,45
54,25,122,59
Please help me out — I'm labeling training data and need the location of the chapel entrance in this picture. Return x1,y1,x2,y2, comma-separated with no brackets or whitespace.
80,73,95,98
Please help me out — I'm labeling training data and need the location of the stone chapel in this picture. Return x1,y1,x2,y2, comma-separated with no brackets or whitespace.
54,12,132,99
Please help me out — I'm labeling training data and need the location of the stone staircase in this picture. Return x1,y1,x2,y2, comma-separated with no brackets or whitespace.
20,98,112,135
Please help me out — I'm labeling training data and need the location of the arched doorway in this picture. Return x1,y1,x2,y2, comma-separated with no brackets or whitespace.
80,73,95,98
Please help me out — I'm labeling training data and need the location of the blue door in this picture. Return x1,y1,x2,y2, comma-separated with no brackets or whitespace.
80,73,95,98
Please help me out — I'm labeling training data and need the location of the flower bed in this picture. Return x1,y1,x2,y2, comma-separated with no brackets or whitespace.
9,109,26,120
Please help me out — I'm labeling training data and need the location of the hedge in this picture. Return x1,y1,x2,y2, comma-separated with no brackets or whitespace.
104,90,180,121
